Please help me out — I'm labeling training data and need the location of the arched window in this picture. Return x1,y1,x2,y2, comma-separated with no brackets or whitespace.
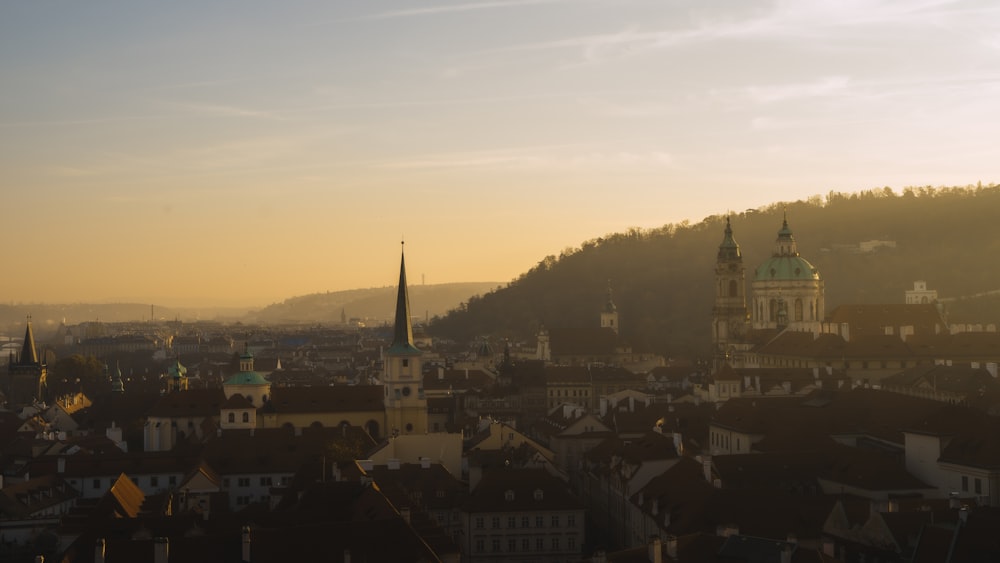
242,412,249,423
227,412,235,423
794,299,804,322
769,299,778,322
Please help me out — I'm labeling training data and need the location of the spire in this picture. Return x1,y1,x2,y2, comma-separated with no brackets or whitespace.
20,315,38,364
717,216,741,261
604,280,617,313
390,241,419,354
774,211,798,256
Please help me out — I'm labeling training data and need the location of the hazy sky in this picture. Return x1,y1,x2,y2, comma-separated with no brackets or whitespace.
2,0,998,307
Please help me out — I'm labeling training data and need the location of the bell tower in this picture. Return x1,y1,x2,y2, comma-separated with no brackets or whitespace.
600,281,619,334
712,217,748,365
383,242,428,437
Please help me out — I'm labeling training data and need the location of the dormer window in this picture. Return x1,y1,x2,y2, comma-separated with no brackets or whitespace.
505,490,515,501
533,489,543,501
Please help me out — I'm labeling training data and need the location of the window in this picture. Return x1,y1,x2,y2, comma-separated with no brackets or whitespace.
975,478,983,494
402,359,409,368
475,517,484,529
568,536,577,550
536,516,544,528
260,476,273,486
475,539,484,553
92,479,101,489
491,539,500,552
151,476,159,487
508,539,516,552
522,538,530,551
567,514,576,527
223,478,230,488
962,476,969,491
536,538,545,551
169,476,177,486
491,516,500,529
551,538,560,550
551,515,560,527
228,413,235,423
237,477,250,487
508,516,516,528
242,412,250,423
522,516,530,528
505,490,515,501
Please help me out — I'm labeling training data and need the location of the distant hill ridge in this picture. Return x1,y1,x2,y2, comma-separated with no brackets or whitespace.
0,282,502,335
428,184,1000,359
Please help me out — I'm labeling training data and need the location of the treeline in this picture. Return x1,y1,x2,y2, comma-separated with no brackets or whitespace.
428,184,1000,359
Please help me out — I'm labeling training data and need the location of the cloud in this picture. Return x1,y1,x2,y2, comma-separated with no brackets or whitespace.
325,0,575,23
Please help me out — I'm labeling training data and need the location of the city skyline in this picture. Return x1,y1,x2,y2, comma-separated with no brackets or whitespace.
3,1,998,307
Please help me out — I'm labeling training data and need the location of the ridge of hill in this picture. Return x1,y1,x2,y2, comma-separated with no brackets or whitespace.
248,282,503,324
428,184,1000,359
0,283,502,337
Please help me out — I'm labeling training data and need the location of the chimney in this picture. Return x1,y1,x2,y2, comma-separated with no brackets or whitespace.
665,535,678,559
959,507,969,524
780,543,793,563
420,457,431,469
153,537,169,563
241,526,251,563
95,539,106,563
648,535,662,563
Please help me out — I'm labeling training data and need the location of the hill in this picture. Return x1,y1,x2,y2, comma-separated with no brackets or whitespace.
428,184,1000,359
247,282,503,325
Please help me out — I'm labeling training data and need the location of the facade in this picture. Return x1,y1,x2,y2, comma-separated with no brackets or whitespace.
462,468,585,562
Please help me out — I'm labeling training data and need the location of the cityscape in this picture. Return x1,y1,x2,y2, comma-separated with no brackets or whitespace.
3,1,1000,562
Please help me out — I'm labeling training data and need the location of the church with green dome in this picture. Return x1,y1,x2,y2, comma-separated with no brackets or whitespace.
712,214,825,365
750,214,825,331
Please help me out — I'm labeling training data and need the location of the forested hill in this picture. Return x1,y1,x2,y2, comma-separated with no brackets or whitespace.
428,185,1000,360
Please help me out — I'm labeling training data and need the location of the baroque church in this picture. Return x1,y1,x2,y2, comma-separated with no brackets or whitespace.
712,214,826,369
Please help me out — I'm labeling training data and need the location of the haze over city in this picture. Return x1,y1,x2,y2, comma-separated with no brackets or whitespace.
3,0,998,307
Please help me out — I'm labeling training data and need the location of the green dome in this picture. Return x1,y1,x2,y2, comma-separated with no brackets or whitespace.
754,255,820,281
224,371,269,386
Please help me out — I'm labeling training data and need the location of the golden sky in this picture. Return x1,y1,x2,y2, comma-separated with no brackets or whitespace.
2,1,998,307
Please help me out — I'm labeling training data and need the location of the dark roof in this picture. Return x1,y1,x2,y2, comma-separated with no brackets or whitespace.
262,385,384,414
827,304,947,339
463,467,583,513
147,389,227,418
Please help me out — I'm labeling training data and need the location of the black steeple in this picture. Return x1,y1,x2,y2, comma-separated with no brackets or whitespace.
389,242,419,355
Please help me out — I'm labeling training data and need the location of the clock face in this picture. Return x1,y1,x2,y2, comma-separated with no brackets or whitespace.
402,386,412,397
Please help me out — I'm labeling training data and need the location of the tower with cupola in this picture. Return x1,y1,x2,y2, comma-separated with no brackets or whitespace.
712,217,749,364
383,243,428,437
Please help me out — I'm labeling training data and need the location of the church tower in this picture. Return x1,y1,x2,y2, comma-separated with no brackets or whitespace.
383,243,428,437
600,281,620,334
712,217,748,363
6,316,47,406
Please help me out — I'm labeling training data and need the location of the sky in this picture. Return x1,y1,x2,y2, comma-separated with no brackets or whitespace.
2,0,998,308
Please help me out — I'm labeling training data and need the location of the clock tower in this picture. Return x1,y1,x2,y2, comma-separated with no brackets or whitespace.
383,243,428,436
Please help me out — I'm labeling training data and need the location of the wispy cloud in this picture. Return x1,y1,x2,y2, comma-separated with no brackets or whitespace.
321,0,575,24
379,145,676,171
